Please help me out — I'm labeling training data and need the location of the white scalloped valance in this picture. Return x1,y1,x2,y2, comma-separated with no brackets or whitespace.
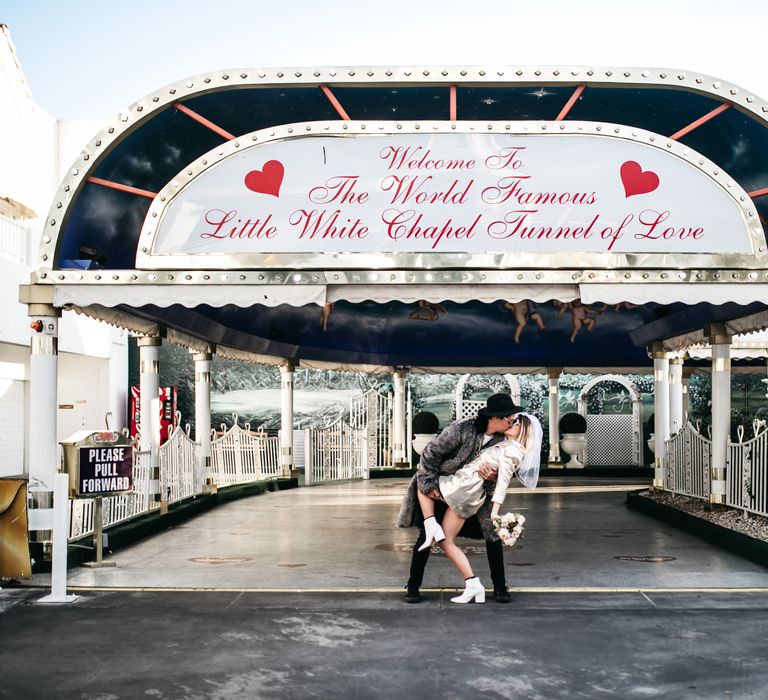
53,282,580,308
580,283,768,306
54,285,327,308
324,284,579,304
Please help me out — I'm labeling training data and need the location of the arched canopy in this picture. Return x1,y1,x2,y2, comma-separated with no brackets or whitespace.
28,65,768,371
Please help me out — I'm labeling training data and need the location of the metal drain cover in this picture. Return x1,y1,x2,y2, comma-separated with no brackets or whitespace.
613,555,677,563
189,557,253,565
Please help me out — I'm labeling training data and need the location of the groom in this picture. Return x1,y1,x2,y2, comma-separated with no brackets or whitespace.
397,393,525,603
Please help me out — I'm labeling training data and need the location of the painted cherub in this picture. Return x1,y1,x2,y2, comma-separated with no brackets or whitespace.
502,300,546,344
408,300,447,321
554,300,603,343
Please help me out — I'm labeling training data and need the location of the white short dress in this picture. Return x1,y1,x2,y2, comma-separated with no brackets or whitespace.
438,439,524,518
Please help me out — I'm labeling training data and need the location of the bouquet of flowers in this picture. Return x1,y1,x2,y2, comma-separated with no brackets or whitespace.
491,512,526,547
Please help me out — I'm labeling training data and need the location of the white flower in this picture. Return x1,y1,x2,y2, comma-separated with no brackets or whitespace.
493,510,526,547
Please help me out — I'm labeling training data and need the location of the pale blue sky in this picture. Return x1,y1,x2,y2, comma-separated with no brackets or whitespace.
3,0,767,119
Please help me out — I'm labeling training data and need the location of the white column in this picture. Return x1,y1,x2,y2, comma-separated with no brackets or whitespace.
406,384,413,469
193,347,214,488
393,367,408,466
682,367,692,425
280,360,296,477
547,368,562,465
108,329,129,432
708,325,731,506
28,307,60,495
652,345,671,490
27,302,61,548
669,357,684,436
138,336,162,504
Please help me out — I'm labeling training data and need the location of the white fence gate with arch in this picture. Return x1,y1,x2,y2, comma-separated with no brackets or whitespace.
454,374,521,421
577,374,643,467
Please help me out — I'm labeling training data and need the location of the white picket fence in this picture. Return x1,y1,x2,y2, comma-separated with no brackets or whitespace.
210,417,282,486
664,421,768,517
68,414,284,541
304,419,368,485
69,449,154,541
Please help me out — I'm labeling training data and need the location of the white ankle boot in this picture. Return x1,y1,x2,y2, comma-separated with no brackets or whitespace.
418,516,446,551
451,577,486,604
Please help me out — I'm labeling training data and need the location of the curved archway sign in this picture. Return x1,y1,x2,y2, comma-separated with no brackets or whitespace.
137,122,761,271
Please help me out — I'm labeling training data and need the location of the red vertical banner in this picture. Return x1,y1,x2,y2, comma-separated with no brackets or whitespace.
130,386,178,444
130,386,141,442
159,386,178,443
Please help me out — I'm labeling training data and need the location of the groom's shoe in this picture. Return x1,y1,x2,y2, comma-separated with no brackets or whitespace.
493,586,512,603
404,585,421,603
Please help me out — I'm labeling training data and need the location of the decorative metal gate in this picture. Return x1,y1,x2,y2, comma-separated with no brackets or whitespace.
726,422,768,516
304,418,367,485
665,422,711,499
349,387,393,470
454,374,521,421
577,374,642,467
210,414,281,485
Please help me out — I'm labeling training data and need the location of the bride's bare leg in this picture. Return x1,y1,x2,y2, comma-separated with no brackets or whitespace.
416,489,435,519
440,509,473,579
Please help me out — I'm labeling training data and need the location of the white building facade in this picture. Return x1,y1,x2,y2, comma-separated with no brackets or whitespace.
0,25,127,478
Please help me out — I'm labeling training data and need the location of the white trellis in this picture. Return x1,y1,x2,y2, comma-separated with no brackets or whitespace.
210,414,282,486
726,421,768,516
454,374,521,421
349,387,393,470
664,422,711,499
577,374,643,467
304,418,368,485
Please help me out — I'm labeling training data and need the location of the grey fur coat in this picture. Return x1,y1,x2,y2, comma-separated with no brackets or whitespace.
396,417,505,540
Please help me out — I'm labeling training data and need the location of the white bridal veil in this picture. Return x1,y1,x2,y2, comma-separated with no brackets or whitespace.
515,412,542,489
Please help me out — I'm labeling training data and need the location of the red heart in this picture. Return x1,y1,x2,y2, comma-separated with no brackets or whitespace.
244,160,284,197
620,160,659,198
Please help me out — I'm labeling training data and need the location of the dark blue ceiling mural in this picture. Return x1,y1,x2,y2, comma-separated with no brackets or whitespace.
129,298,663,368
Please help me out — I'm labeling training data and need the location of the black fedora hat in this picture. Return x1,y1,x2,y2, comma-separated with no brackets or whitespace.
478,393,525,417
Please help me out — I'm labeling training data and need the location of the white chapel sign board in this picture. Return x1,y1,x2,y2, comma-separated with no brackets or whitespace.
145,130,756,265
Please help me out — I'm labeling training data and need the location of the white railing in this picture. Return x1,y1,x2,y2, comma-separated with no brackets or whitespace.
69,449,155,541
664,422,711,500
159,422,203,505
726,422,768,517
0,215,28,264
304,419,367,485
210,416,282,486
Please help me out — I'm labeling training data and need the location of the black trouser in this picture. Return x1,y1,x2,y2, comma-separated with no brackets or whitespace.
406,507,506,590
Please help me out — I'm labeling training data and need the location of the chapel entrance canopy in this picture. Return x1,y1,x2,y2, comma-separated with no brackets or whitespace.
30,65,768,371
